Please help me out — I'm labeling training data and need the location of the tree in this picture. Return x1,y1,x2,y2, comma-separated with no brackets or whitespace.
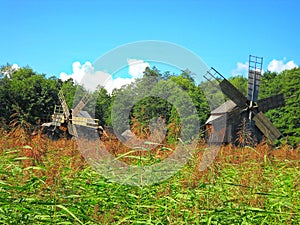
169,72,210,129
260,68,300,145
0,65,60,129
228,75,248,97
94,87,112,126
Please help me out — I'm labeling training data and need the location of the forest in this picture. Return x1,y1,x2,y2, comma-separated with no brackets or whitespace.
0,63,299,145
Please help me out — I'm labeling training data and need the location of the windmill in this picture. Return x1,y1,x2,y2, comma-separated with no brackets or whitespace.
205,55,286,145
42,91,101,139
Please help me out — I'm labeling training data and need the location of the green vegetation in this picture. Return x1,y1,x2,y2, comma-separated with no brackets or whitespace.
0,63,299,224
0,132,299,224
260,69,300,145
1,63,299,145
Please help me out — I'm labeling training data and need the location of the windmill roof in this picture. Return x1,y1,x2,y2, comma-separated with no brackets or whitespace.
205,100,237,125
77,110,93,119
211,100,236,114
206,115,222,124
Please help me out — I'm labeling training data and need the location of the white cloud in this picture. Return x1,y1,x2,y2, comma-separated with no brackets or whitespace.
59,61,94,83
267,58,298,73
104,77,135,94
231,61,248,77
12,63,20,70
104,58,150,93
232,60,266,77
60,59,150,94
82,70,112,92
127,58,150,78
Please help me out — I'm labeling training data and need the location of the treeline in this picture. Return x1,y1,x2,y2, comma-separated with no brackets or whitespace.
0,64,299,145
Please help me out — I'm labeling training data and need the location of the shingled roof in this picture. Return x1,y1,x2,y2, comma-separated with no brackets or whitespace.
211,100,236,114
206,100,236,124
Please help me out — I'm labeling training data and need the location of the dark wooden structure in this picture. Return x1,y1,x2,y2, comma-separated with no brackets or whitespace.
205,55,286,145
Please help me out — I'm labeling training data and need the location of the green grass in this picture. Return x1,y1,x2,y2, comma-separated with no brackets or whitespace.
0,142,299,224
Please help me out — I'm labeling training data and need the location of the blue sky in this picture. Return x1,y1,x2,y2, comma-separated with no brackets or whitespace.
1,0,299,85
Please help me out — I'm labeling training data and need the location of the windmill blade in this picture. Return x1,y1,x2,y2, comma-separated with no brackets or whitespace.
257,93,285,113
67,123,75,136
226,107,242,123
58,90,70,118
253,111,282,143
67,123,79,137
247,69,261,102
219,79,248,108
72,93,91,116
247,55,263,102
204,67,248,108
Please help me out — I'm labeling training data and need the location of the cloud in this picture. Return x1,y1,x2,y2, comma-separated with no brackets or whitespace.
104,58,150,93
82,70,112,92
231,62,248,77
232,60,267,77
59,61,94,83
59,61,113,92
12,64,20,70
59,59,149,94
104,77,135,94
82,71,135,94
267,58,298,73
127,58,150,78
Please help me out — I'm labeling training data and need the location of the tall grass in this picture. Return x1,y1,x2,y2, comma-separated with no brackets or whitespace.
0,128,299,224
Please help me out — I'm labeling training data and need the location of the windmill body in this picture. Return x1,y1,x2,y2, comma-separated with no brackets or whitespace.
42,91,101,140
205,55,285,145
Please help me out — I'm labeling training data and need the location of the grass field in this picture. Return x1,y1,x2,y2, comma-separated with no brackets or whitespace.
0,128,299,224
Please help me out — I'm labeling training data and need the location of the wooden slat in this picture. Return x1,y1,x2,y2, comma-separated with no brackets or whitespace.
219,79,248,108
258,94,285,113
247,70,261,102
58,91,70,118
253,112,282,143
72,93,91,116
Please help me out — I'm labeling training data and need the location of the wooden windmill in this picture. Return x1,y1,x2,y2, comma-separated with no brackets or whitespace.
205,55,285,145
42,91,101,139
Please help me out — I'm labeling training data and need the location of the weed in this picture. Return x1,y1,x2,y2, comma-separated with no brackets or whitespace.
0,128,299,224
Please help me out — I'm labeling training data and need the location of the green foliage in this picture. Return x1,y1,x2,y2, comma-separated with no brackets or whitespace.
0,143,299,224
59,78,77,108
110,68,209,143
111,73,171,136
1,63,299,145
260,68,300,145
228,75,248,97
0,64,113,130
0,65,60,127
171,74,210,127
200,78,225,111
94,87,112,126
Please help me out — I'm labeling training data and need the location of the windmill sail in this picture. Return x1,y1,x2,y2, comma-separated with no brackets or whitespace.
72,93,93,138
219,79,248,108
253,111,282,143
258,93,285,113
247,55,263,103
72,93,91,116
247,70,261,102
205,67,248,108
58,90,70,118
67,123,76,136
